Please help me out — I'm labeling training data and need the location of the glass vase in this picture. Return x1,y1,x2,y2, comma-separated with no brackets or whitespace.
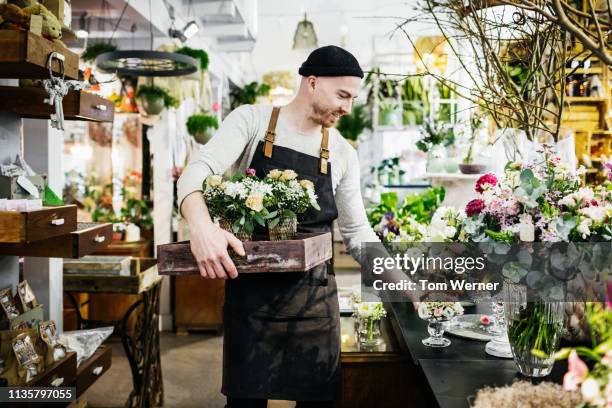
218,219,252,241
358,317,382,348
504,282,564,377
267,216,297,241
422,318,451,348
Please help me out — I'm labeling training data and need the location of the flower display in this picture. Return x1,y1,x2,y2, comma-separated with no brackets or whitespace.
263,169,320,228
417,302,464,321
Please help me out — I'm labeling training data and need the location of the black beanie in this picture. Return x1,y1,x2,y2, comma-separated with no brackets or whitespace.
298,45,364,78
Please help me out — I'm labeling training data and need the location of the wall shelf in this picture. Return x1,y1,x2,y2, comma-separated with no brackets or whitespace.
0,222,112,258
0,205,77,244
0,86,115,123
0,30,79,80
564,96,608,103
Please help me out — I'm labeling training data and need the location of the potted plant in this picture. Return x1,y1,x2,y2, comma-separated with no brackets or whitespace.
176,46,209,71
186,113,219,144
353,301,387,348
401,77,426,126
135,85,179,115
230,81,271,109
416,121,455,173
460,110,488,174
81,42,117,64
335,103,372,148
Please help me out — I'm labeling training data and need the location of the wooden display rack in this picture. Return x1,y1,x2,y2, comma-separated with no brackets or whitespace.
0,86,115,123
0,30,79,80
0,205,77,243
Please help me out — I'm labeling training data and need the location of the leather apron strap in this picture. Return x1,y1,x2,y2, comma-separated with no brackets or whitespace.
262,106,330,175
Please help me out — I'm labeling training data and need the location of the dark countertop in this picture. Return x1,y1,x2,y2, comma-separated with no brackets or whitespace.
385,301,569,408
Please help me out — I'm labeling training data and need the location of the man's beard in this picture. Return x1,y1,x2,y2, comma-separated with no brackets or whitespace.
310,101,338,127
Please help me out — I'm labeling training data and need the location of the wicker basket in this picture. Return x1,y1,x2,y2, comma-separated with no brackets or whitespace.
268,216,297,241
218,219,252,241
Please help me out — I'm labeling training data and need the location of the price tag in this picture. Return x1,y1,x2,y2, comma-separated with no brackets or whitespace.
29,15,43,37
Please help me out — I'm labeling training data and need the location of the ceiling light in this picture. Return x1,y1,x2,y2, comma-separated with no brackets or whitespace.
292,13,318,50
169,20,200,42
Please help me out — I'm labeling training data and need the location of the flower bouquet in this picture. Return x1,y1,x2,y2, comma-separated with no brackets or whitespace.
353,301,387,348
203,171,277,241
417,302,464,347
263,169,320,240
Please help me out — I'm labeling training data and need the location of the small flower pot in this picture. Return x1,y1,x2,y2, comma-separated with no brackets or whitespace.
267,216,297,241
138,95,165,115
219,219,252,241
459,163,487,174
191,129,215,145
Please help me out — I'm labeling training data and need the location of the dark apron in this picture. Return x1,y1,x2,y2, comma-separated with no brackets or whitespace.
222,107,341,401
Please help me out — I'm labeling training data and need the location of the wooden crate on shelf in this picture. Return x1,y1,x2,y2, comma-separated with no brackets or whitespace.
0,86,114,123
0,30,79,80
158,232,332,275
0,205,77,243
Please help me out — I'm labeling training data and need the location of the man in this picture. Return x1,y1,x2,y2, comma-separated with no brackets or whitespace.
177,45,379,408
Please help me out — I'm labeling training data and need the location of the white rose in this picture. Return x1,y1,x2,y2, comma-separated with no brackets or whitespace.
280,169,298,181
245,193,264,212
577,218,592,239
581,378,601,402
299,179,315,191
206,175,223,187
579,206,606,223
559,195,576,208
267,169,282,180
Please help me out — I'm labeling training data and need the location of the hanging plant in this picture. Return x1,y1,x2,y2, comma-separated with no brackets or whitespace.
230,82,271,109
135,85,179,115
186,113,219,144
176,47,209,71
81,43,118,64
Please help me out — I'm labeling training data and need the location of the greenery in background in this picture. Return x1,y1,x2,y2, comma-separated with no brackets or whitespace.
186,113,219,136
336,103,371,141
367,187,445,227
402,77,427,125
81,43,117,63
416,120,455,152
464,110,485,164
176,47,209,70
230,81,271,109
120,189,154,230
507,302,563,359
136,85,179,108
435,81,456,123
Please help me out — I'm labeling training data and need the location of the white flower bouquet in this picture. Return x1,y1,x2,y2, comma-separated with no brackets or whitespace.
352,301,387,347
417,301,464,322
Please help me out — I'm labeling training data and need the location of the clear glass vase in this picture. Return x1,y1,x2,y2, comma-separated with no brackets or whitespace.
504,282,564,377
267,216,297,241
218,219,252,241
358,317,382,348
422,318,451,348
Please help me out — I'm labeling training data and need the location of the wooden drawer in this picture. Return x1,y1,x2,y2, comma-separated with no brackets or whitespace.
76,345,112,396
0,86,114,123
0,222,111,257
29,352,77,387
0,205,77,243
0,30,79,80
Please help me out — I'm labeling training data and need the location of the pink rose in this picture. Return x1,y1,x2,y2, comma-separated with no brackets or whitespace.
465,199,485,217
212,102,220,112
563,350,589,391
475,173,498,194
245,168,256,177
480,315,491,326
434,308,443,317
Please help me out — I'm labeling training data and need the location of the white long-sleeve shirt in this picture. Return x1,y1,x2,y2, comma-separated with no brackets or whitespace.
177,104,379,263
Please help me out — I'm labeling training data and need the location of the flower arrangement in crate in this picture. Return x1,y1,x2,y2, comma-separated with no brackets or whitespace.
203,168,319,241
352,298,387,348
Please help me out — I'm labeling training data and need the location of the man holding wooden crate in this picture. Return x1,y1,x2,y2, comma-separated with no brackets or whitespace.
178,45,379,408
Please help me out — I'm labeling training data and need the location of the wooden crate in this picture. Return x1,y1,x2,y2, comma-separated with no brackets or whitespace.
0,222,111,258
28,351,77,387
0,86,115,122
157,232,332,275
0,30,78,80
0,205,77,243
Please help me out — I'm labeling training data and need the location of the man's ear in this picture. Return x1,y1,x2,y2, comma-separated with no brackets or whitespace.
307,76,317,91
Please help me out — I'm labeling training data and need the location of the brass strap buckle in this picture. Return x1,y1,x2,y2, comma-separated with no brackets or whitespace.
320,147,330,159
265,130,276,142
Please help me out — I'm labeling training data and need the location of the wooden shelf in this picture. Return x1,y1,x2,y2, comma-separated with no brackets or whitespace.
0,205,77,243
565,68,603,74
0,222,112,258
76,345,112,396
564,96,608,103
0,30,78,80
0,86,115,122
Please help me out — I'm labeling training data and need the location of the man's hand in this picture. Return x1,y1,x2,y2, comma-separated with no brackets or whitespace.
181,191,245,279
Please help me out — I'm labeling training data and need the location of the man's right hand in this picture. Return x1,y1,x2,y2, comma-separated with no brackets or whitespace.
190,221,245,279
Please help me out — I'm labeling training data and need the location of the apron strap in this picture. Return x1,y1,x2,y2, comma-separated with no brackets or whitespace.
320,127,329,175
263,106,330,175
263,106,280,158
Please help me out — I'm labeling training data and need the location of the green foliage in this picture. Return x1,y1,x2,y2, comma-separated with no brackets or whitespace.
136,85,179,108
81,43,117,63
186,114,219,136
416,121,455,152
367,187,445,226
230,81,271,109
176,46,209,70
336,103,372,141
